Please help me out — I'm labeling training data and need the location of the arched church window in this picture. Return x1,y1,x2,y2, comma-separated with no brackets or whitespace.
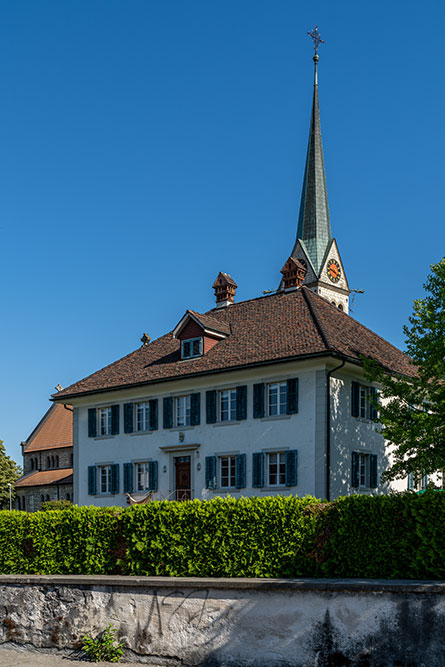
41,495,44,503
338,304,343,311
30,458,34,471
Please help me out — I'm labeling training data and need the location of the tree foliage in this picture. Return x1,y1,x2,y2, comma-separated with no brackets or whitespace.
363,258,445,484
0,441,22,510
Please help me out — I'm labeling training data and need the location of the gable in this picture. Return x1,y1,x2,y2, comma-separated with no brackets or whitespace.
290,240,317,285
318,239,350,291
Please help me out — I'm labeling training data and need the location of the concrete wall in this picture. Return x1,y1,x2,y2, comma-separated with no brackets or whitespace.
0,576,444,666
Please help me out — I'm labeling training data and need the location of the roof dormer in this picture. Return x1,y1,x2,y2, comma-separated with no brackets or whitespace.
173,310,231,360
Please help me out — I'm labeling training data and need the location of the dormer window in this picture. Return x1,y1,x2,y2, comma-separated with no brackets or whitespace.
182,337,202,359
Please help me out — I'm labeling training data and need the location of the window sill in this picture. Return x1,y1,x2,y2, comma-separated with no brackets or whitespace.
259,486,293,491
93,435,115,441
92,493,119,497
212,421,241,428
261,415,292,422
130,431,154,437
169,425,194,432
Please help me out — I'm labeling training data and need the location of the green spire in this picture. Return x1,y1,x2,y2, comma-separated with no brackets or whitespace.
294,53,332,276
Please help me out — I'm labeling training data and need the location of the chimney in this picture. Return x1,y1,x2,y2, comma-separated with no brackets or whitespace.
212,272,238,308
280,257,307,291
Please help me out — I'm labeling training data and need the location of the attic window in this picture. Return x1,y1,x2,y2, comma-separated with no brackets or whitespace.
182,337,202,359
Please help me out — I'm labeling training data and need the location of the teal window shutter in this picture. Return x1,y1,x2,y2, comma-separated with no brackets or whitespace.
235,453,246,489
88,466,97,495
111,464,119,494
88,409,97,438
123,403,134,433
351,382,360,417
149,399,158,430
111,405,120,435
370,454,378,488
252,452,264,488
408,472,414,491
351,452,359,488
148,461,158,491
286,378,299,414
123,462,133,493
206,390,217,424
205,456,217,489
370,387,378,421
253,384,265,419
285,450,298,486
163,397,173,428
191,393,201,425
422,473,428,490
236,386,247,420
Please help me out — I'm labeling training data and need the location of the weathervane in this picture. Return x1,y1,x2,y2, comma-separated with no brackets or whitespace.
307,25,325,55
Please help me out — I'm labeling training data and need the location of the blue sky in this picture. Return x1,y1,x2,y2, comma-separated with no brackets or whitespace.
1,1,444,463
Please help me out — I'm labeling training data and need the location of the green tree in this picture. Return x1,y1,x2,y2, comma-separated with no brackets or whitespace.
363,258,445,485
0,441,22,509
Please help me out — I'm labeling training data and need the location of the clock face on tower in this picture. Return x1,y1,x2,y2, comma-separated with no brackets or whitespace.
327,259,341,283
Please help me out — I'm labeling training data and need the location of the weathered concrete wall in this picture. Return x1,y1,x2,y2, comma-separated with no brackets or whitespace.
0,576,444,666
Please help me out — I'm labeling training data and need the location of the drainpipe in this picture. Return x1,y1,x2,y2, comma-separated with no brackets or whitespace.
326,360,345,502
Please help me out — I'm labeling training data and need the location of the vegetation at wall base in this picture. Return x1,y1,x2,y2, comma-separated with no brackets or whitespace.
81,624,124,663
0,494,443,579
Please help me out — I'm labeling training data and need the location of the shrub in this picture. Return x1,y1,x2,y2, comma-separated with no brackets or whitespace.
40,499,73,511
82,624,124,663
0,493,443,579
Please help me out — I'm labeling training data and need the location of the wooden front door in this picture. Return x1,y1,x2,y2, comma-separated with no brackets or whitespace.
175,456,191,500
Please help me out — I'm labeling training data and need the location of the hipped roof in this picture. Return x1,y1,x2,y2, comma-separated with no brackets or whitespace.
53,287,414,401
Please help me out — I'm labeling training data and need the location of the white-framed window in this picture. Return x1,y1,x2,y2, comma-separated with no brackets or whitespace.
136,462,151,491
99,407,112,436
182,338,202,359
220,455,236,488
219,389,237,422
267,382,287,416
176,395,191,427
135,402,151,432
99,464,112,494
267,452,286,486
358,453,370,488
359,386,371,419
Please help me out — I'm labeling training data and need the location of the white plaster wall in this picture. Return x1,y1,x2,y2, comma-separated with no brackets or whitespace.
72,360,322,507
329,371,390,498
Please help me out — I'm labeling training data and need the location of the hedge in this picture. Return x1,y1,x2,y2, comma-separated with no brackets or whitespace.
0,493,443,579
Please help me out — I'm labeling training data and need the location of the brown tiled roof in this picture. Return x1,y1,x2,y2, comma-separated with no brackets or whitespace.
15,469,73,488
53,287,414,400
24,403,73,453
186,310,231,336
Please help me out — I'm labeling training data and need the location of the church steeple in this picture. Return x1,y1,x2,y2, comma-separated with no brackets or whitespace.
293,35,331,275
282,26,350,314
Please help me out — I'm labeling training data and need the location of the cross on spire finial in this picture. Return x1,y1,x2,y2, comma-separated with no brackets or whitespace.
307,25,325,55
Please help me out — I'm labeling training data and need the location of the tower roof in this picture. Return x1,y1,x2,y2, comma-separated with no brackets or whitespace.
292,52,332,276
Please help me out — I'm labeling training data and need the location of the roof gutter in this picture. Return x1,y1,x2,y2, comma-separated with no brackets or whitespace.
326,360,345,502
51,351,357,402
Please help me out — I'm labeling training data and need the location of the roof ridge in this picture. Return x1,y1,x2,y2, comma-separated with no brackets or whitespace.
301,287,334,351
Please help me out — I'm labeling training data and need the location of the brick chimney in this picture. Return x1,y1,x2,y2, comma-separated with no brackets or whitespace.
280,257,307,291
212,272,237,308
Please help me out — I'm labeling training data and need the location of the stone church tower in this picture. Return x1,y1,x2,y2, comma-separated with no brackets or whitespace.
283,39,350,313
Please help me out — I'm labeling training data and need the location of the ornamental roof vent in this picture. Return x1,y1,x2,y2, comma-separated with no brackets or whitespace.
212,272,238,308
280,257,307,291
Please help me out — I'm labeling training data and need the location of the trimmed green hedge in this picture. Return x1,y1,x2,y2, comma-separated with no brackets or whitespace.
0,493,443,578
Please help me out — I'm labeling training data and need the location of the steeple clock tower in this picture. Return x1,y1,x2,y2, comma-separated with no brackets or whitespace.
283,27,350,312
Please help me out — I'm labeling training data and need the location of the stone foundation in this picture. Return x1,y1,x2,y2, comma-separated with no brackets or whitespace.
0,576,444,666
